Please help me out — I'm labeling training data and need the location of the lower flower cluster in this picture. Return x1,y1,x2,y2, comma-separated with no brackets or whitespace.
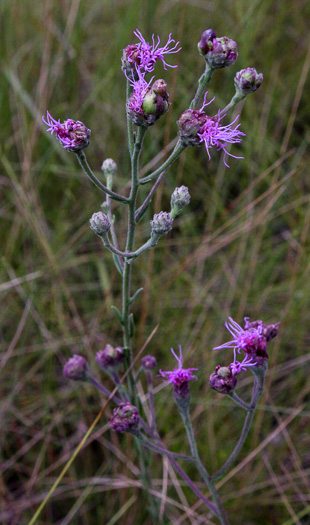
210,316,280,394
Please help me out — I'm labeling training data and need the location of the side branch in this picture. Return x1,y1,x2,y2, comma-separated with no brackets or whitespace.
75,151,128,203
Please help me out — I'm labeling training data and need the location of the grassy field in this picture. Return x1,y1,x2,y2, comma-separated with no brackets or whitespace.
1,0,310,523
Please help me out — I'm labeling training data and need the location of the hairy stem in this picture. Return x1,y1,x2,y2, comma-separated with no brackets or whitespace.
126,79,134,158
139,434,193,462
139,140,186,185
75,151,128,202
219,92,245,117
227,390,253,411
212,369,265,481
181,410,230,525
122,126,147,379
190,63,214,109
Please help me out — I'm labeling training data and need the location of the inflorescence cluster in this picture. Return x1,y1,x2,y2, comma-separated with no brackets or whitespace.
42,26,276,525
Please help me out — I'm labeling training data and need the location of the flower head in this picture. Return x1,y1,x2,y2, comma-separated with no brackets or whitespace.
141,355,157,370
63,354,89,381
209,365,237,394
177,94,245,167
170,186,191,218
210,355,256,394
126,70,170,127
234,68,263,96
122,29,181,75
89,211,111,236
213,316,270,365
150,211,173,235
198,29,238,69
95,344,125,370
109,402,140,433
42,111,91,152
159,346,198,399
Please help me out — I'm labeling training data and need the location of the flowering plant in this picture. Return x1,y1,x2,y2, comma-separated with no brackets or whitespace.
38,28,278,524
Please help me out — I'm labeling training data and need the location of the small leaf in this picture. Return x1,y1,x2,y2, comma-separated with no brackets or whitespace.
112,253,123,275
129,313,134,337
129,287,144,304
111,305,123,325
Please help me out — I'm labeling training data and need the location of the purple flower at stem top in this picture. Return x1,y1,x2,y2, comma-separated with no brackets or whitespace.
123,29,181,74
159,346,198,399
197,94,245,168
42,111,91,152
177,93,245,168
213,316,279,366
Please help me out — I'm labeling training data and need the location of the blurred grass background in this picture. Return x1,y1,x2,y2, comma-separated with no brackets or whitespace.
1,0,310,523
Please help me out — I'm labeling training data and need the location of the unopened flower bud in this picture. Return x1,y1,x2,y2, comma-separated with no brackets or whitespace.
101,158,117,175
209,365,237,394
170,186,191,218
89,212,111,235
198,29,238,69
63,354,89,381
177,108,207,147
234,68,263,95
152,79,168,96
262,322,280,342
95,344,125,370
197,29,217,56
150,211,173,235
109,402,140,433
141,355,157,370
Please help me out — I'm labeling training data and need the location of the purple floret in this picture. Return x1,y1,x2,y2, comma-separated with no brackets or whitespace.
42,111,91,152
159,346,197,398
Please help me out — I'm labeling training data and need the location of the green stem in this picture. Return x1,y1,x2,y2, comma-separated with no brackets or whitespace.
105,172,124,270
75,151,128,202
122,126,147,392
189,63,214,109
219,92,245,117
139,434,193,462
139,140,185,185
227,390,253,411
126,80,134,158
212,369,265,481
181,409,230,525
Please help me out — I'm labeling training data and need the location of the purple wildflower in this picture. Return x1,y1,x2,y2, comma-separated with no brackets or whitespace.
209,365,237,394
42,111,91,152
230,355,256,375
210,356,255,394
177,93,245,167
197,94,245,168
126,70,170,127
213,316,269,365
159,346,198,399
123,29,181,75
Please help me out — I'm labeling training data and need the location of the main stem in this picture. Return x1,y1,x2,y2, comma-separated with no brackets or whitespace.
122,126,147,381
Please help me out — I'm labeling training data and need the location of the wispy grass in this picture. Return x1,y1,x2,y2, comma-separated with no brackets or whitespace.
1,0,310,523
